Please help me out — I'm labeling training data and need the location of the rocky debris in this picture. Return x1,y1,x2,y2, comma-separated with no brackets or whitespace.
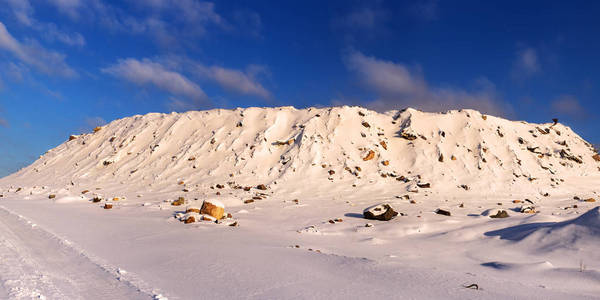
459,184,470,190
171,197,185,206
363,150,375,161
400,129,417,141
48,194,56,199
187,156,196,161
69,135,79,141
438,154,444,162
256,184,268,190
273,139,295,146
512,200,522,204
184,215,196,224
380,141,388,150
328,170,335,175
382,160,389,166
593,154,600,162
436,209,451,216
363,203,398,221
92,196,102,203
560,149,583,164
520,205,536,214
361,121,371,128
103,203,113,209
584,198,596,202
490,210,509,218
186,207,201,214
81,190,89,194
229,221,239,227
417,183,431,188
244,199,254,204
93,126,102,133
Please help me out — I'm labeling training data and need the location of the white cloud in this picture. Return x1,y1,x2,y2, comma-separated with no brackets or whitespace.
194,64,271,99
0,22,77,77
513,47,540,79
102,58,207,101
332,6,388,31
344,50,510,116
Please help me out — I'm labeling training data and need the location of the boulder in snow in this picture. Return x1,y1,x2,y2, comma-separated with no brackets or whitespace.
363,203,398,221
201,199,225,219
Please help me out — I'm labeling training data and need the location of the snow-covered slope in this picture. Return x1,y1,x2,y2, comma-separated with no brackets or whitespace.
2,106,598,196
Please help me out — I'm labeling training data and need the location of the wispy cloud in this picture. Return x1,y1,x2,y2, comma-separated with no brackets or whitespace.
512,47,540,79
343,50,511,116
102,58,208,101
332,6,388,31
3,0,86,47
0,22,77,77
193,63,271,99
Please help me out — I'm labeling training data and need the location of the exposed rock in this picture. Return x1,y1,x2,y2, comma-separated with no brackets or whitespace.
184,215,196,224
92,196,102,203
435,209,451,216
417,183,431,188
363,203,398,221
256,184,268,190
69,135,79,141
593,154,600,162
490,210,509,218
361,121,371,128
200,200,225,219
380,141,388,150
400,130,417,141
81,190,89,194
520,205,536,214
103,203,112,209
273,139,295,146
186,207,201,214
382,160,389,166
363,150,375,161
244,199,254,204
171,197,185,206
438,154,444,162
584,198,596,202
48,194,56,199
328,170,335,175
93,126,102,133
560,149,583,164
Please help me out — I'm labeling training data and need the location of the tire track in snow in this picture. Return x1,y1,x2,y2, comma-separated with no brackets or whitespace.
0,205,163,299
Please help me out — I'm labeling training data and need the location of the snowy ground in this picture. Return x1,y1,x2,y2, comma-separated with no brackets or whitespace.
1,183,599,299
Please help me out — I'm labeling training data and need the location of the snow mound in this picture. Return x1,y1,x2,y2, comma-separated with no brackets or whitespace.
486,206,600,252
1,106,598,196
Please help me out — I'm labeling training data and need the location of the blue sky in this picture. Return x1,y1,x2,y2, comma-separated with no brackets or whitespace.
0,0,599,177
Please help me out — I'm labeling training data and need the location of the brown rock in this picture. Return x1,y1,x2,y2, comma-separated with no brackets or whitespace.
328,219,335,224
200,200,225,219
244,199,254,204
229,221,238,227
81,190,89,194
417,183,431,188
328,170,335,175
92,196,102,203
584,198,596,202
451,155,456,161
512,200,522,203
380,141,388,150
362,121,371,128
48,194,56,199
438,154,444,162
178,181,185,185
363,203,398,221
104,204,112,209
186,207,201,213
93,126,102,133
593,154,600,162
172,197,185,206
436,209,451,216
216,184,224,189
69,135,78,141
243,186,251,191
184,216,196,224
382,160,389,166
256,184,267,190
490,210,509,218
363,150,375,161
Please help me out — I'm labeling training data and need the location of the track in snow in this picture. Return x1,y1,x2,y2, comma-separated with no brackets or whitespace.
0,206,152,300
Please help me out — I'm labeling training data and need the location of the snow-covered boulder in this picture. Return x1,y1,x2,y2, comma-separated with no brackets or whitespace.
201,199,225,219
363,203,398,221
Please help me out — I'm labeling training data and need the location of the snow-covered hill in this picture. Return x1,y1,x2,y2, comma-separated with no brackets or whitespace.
2,106,598,197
